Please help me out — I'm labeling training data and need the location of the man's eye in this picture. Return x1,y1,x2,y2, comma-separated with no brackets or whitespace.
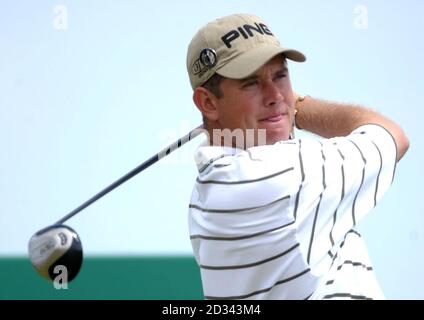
242,81,258,88
275,73,287,80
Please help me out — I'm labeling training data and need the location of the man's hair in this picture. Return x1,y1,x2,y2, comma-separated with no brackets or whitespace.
202,73,224,98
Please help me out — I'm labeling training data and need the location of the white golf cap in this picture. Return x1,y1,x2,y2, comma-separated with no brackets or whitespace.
186,13,306,89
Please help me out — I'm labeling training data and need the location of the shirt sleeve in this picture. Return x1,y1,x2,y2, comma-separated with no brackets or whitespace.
334,123,397,226
296,123,397,268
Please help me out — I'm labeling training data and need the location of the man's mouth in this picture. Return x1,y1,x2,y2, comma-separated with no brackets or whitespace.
264,115,283,122
260,113,287,122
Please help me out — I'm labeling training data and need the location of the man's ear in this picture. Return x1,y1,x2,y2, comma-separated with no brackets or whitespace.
192,87,219,121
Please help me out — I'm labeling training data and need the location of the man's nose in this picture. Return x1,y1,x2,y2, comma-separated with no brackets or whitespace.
263,81,283,107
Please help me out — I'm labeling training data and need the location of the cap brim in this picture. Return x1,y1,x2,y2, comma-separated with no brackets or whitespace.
216,45,306,79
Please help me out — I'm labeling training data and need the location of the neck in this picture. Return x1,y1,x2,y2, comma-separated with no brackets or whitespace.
204,122,266,149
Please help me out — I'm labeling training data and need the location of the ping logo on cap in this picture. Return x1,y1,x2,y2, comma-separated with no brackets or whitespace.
221,22,274,48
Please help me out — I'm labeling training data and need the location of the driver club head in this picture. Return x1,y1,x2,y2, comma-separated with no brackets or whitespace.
28,224,83,282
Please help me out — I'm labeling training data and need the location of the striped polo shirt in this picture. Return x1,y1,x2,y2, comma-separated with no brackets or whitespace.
188,124,397,300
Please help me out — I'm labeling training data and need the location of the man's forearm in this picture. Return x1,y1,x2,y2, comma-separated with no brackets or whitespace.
295,96,409,161
295,97,377,138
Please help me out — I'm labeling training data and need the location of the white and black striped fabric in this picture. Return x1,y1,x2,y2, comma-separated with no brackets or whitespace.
188,124,397,300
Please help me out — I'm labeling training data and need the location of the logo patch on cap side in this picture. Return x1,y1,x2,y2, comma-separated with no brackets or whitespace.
199,48,217,68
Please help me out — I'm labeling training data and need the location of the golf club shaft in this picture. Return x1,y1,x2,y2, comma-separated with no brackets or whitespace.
54,125,204,225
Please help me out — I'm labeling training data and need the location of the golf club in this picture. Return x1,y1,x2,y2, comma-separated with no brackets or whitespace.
28,125,204,282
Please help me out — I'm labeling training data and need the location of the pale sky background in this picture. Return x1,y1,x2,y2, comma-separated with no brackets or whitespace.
0,0,423,299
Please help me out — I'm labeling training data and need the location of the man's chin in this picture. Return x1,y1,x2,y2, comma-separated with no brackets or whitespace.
265,130,290,145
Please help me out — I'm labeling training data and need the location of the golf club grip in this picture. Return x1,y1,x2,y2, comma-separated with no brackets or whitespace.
54,125,204,225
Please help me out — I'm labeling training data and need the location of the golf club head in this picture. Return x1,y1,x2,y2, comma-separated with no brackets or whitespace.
28,224,83,282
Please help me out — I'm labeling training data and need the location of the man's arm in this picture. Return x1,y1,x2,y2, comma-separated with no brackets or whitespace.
294,96,410,161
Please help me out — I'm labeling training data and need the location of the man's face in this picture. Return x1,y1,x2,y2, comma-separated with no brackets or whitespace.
213,55,295,146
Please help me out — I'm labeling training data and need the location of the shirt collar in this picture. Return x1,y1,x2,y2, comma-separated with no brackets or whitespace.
194,140,243,172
